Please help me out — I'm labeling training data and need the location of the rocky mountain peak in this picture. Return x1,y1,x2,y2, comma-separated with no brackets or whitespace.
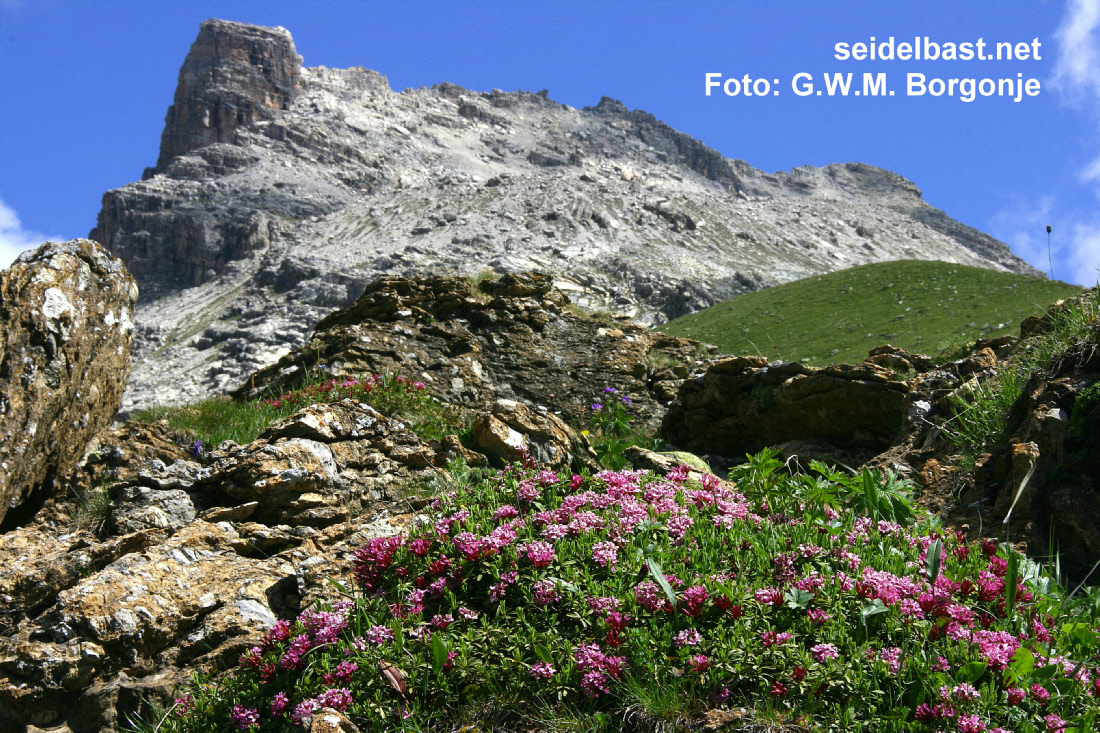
153,18,302,171
89,19,1041,414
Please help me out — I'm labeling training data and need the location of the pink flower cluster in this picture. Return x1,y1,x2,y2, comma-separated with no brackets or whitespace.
575,642,627,697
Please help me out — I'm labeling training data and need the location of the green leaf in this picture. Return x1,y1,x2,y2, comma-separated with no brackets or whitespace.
646,558,678,610
784,588,815,611
957,660,988,684
432,633,448,676
860,598,888,620
1005,544,1019,617
1064,622,1098,649
926,538,943,585
1028,663,1059,683
535,644,553,665
1009,647,1034,681
906,679,926,709
862,471,881,518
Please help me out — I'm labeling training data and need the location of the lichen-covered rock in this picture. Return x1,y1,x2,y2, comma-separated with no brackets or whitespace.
0,521,294,730
233,272,709,429
194,400,447,527
470,398,598,471
0,239,138,526
662,356,910,460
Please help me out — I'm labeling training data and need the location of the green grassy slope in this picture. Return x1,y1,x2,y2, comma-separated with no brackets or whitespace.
659,260,1083,366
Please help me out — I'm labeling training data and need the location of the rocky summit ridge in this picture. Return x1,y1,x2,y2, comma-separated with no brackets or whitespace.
90,18,1039,413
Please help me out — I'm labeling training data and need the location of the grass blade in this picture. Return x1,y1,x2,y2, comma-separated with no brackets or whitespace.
646,558,678,610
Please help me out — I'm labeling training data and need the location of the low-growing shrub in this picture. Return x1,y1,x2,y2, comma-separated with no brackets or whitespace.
151,451,1100,732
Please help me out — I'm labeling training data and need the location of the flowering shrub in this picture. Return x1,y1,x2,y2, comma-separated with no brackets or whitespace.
149,451,1100,732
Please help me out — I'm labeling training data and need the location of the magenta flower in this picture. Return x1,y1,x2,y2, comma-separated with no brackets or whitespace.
173,695,195,718
1030,683,1051,702
811,643,839,662
580,669,611,697
366,625,395,645
681,585,708,616
957,713,985,733
754,587,783,606
769,681,787,697
674,628,703,647
270,691,289,716
953,683,980,701
760,631,791,648
586,596,622,615
634,580,670,612
880,647,902,675
315,688,353,711
1045,713,1068,730
525,540,556,568
517,479,540,502
1006,687,1026,705
229,704,259,730
592,541,618,569
689,654,711,673
533,579,561,606
530,662,556,679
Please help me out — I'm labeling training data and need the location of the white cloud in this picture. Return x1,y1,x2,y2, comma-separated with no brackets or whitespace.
1053,0,1100,108
0,197,49,270
990,196,1100,287
988,1,1100,288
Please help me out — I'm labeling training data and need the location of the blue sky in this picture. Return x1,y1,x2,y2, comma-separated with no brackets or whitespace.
1,1,1098,286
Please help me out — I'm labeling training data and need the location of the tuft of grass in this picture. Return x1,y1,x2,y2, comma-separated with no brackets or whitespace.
132,397,281,449
659,260,1082,366
145,450,1100,733
466,268,500,295
943,290,1100,463
69,480,112,532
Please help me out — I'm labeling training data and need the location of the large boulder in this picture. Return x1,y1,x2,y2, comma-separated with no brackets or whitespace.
470,398,599,471
0,239,138,527
232,272,711,429
662,356,910,461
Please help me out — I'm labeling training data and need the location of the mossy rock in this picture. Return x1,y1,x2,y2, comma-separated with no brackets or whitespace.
661,450,712,474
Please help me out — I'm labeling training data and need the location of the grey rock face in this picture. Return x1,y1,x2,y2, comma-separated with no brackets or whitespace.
156,19,302,168
0,240,138,526
90,20,1040,414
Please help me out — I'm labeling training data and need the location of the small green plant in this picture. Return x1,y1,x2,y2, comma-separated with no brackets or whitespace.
70,480,112,531
585,387,641,470
941,292,1100,465
1070,381,1100,439
941,369,1026,465
466,269,500,295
